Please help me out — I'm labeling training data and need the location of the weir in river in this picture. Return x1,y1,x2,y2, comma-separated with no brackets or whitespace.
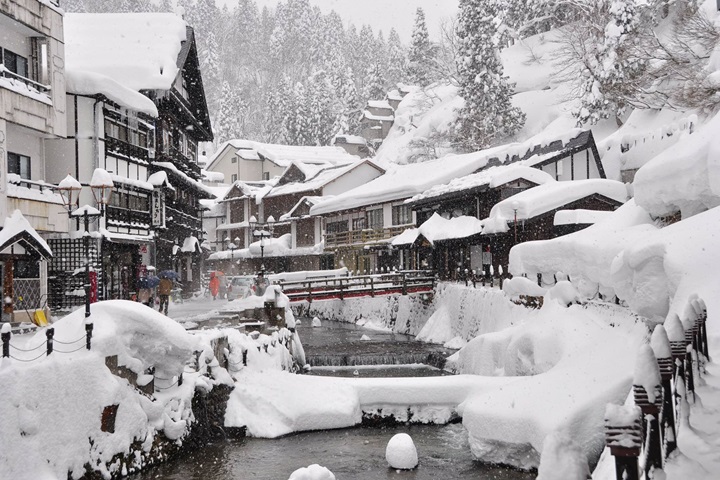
297,317,456,371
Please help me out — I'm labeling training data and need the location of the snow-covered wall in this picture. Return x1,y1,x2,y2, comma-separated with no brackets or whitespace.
294,283,532,342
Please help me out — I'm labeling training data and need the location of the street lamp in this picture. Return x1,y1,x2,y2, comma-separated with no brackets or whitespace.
57,170,114,318
249,215,275,273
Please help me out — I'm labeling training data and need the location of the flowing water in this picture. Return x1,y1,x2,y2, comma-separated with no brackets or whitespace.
132,319,533,479
134,423,536,480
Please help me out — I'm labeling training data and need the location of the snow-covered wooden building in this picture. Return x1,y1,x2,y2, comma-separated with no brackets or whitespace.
310,129,612,275
209,157,384,274
0,0,66,320
45,12,213,305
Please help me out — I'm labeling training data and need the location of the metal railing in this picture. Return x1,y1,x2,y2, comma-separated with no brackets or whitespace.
277,270,435,302
0,66,51,94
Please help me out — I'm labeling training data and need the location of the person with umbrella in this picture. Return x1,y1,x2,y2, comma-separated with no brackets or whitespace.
158,272,174,315
209,271,220,300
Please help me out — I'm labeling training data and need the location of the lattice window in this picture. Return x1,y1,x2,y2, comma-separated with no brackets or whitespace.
47,238,102,311
14,279,41,311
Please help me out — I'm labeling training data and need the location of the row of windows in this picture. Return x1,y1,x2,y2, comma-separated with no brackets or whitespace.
110,190,150,212
105,117,151,149
326,205,412,233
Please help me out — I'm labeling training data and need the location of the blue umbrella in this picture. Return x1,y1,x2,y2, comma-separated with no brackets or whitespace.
159,270,179,280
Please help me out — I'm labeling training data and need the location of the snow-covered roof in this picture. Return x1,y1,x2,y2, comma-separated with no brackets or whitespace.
64,13,187,92
0,210,53,259
153,162,215,198
280,196,325,221
202,169,224,183
310,148,512,216
362,110,394,122
147,171,174,191
408,164,555,205
65,70,158,116
392,213,484,246
266,160,382,198
368,100,393,110
333,134,367,145
553,209,614,226
206,140,361,172
482,179,628,234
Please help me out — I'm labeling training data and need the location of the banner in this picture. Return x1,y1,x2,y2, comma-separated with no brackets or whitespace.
89,271,98,303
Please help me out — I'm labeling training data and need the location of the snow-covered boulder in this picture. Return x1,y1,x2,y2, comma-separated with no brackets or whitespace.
312,317,322,327
385,433,418,470
502,276,547,299
544,281,581,307
288,464,336,480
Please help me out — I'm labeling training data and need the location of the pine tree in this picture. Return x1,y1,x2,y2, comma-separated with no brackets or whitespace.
362,63,387,101
215,81,247,144
573,0,649,125
407,8,434,87
62,0,86,12
336,66,360,134
307,70,340,145
454,0,526,150
386,28,407,88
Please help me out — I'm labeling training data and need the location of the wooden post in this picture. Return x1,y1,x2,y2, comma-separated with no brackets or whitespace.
604,404,642,480
339,279,344,300
537,272,542,287
652,326,677,454
46,327,54,356
681,317,696,400
85,321,93,350
634,383,663,475
370,277,375,297
1,324,10,358
402,273,408,295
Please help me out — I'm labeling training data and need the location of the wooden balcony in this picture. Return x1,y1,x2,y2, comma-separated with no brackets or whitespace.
325,225,411,248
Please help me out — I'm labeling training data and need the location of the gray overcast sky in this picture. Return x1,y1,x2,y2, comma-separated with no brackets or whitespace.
216,0,459,41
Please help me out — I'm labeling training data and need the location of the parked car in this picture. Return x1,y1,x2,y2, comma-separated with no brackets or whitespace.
227,275,255,300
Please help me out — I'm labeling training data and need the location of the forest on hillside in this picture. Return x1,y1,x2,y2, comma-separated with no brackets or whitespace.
62,0,718,155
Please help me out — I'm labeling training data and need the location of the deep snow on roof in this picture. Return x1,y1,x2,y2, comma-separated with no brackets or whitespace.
408,164,555,205
266,160,377,198
482,179,628,234
217,140,360,167
64,13,187,92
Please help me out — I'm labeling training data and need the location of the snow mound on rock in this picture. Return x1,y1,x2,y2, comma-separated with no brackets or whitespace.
288,464,336,480
385,433,419,470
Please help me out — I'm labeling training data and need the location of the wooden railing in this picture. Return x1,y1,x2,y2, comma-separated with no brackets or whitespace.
277,270,435,302
604,297,709,480
325,225,412,247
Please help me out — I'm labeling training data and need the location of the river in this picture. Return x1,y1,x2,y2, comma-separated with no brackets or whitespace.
132,318,534,479
134,423,535,480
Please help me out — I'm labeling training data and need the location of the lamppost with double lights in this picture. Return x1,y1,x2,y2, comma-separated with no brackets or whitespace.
248,215,275,273
57,169,114,318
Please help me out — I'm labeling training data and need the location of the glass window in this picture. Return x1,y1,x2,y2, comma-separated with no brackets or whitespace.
367,209,383,229
7,152,31,179
352,217,366,230
391,205,412,225
231,174,238,183
3,49,28,78
326,220,348,234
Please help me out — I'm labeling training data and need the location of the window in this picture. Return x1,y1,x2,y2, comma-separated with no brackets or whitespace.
391,204,412,225
352,217,366,230
231,157,237,164
3,49,28,78
231,174,238,183
8,152,31,179
366,209,383,229
263,172,270,181
326,220,348,234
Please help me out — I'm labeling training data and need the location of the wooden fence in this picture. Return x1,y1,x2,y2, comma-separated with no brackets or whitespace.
604,298,709,480
276,271,435,302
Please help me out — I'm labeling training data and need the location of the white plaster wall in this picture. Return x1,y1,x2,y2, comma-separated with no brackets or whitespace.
323,163,382,197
